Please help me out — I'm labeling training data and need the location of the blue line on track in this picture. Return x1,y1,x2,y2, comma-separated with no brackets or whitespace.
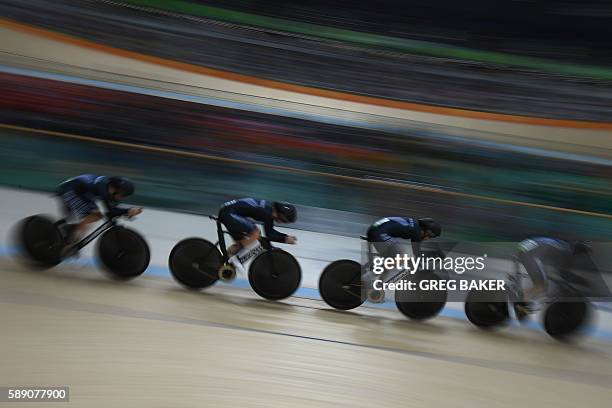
2,245,612,341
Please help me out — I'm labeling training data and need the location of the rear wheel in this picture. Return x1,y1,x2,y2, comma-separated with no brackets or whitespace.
319,260,364,310
464,288,510,328
18,215,63,268
168,238,222,289
97,226,150,279
249,249,301,300
395,271,447,321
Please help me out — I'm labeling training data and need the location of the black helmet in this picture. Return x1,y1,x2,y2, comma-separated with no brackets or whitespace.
418,217,441,238
108,176,135,197
273,201,297,223
573,241,592,255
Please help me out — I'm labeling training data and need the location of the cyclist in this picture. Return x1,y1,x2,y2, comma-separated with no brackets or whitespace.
218,198,297,256
367,216,442,257
56,174,141,247
514,237,592,318
365,217,442,302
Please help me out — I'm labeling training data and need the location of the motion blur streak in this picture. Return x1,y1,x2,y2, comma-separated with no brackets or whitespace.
2,16,612,130
3,123,612,223
3,16,612,160
2,1,612,407
0,0,611,242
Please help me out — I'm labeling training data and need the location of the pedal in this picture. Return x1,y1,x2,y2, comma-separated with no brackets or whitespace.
218,264,236,282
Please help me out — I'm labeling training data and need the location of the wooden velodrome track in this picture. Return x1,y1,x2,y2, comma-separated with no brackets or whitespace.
1,256,612,407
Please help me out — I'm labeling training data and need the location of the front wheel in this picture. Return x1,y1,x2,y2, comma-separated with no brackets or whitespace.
543,299,592,342
249,248,301,300
168,238,222,289
318,260,364,310
97,226,150,279
18,215,63,268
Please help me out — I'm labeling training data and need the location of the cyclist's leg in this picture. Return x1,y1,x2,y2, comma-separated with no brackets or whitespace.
514,250,547,318
239,224,260,247
367,238,389,282
378,238,411,282
219,213,258,255
518,250,547,300
364,238,407,303
60,191,101,244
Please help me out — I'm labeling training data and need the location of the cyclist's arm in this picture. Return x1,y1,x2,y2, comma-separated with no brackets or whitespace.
264,218,287,243
101,197,129,218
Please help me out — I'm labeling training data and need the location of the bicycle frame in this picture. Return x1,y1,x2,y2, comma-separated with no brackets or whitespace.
57,217,118,259
74,218,116,251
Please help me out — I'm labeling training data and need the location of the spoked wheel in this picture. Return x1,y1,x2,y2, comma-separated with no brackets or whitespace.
97,226,150,280
18,215,63,268
464,288,510,328
319,260,364,310
249,248,301,300
544,299,592,342
395,271,447,321
168,238,223,289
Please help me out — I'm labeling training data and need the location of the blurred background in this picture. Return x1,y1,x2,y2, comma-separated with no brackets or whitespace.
1,0,612,242
4,4,612,406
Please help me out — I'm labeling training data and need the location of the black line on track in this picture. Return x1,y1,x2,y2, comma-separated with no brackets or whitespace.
1,287,611,389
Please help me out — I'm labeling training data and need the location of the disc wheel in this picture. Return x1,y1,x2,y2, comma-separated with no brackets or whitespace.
168,238,222,289
97,226,150,280
395,271,447,321
18,215,63,268
464,288,510,328
249,248,301,300
319,260,364,310
544,300,592,342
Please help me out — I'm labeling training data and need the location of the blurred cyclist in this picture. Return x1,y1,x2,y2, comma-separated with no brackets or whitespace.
514,237,592,318
56,174,142,248
218,198,297,256
367,216,442,257
365,217,442,302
